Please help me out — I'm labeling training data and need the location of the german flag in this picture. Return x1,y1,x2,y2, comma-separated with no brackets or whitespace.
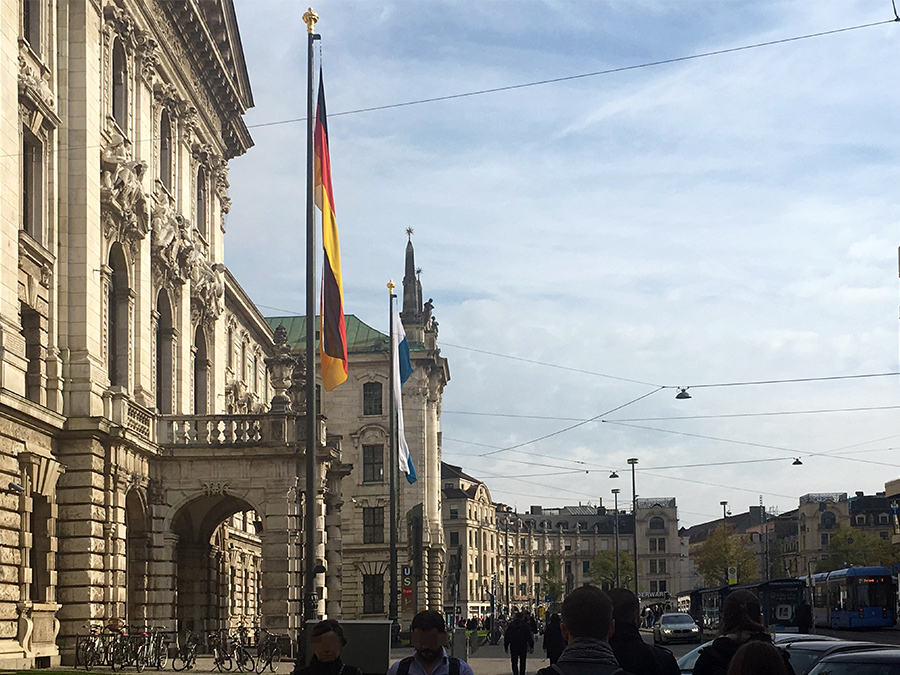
315,72,348,391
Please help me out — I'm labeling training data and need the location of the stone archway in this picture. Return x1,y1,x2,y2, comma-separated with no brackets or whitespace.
126,488,150,627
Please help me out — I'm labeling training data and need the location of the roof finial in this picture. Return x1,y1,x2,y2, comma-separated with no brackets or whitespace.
302,8,318,34
406,227,414,240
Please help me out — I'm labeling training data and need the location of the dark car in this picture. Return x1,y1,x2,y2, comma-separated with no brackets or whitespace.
653,613,702,645
677,634,841,674
784,639,898,675
807,648,900,675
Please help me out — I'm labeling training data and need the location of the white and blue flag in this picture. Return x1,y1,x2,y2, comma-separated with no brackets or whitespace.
392,309,416,483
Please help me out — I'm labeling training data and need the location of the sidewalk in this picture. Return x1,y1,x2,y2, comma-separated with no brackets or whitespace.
390,643,549,675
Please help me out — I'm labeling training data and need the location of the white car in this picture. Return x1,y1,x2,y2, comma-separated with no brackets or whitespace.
653,613,702,645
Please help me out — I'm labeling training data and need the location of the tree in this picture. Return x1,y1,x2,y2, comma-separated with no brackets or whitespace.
692,523,758,586
815,525,900,573
586,549,637,590
543,553,565,602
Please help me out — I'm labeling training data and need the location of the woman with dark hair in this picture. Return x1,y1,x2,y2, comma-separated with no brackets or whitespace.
292,619,363,675
692,590,793,675
726,641,789,675
542,613,566,665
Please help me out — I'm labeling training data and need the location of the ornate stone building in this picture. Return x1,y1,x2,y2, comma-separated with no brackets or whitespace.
2,0,348,667
267,237,451,623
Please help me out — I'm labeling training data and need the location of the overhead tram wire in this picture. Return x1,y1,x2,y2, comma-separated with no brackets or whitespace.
245,17,898,130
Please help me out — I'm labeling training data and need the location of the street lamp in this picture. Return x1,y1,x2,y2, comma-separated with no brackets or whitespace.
611,488,621,587
627,458,639,596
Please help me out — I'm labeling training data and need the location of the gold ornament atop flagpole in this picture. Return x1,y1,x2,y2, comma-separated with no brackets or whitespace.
302,7,318,34
387,279,395,294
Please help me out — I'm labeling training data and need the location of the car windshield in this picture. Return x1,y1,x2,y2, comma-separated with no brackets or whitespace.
664,615,694,625
677,642,710,672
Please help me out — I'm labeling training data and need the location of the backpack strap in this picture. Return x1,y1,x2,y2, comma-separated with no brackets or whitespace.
448,657,460,675
398,656,415,675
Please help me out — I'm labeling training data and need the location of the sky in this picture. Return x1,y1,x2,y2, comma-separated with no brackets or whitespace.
225,0,900,528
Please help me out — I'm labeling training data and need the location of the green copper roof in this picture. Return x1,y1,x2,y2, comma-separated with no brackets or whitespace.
265,315,390,354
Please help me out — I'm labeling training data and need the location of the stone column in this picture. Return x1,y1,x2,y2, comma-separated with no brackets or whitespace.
259,492,299,635
146,533,178,633
323,465,348,619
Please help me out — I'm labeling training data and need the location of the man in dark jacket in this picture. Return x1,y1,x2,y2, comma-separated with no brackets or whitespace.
536,585,633,675
505,612,535,675
608,589,679,675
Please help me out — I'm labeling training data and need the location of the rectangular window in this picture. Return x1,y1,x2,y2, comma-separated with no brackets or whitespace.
659,559,667,574
548,539,555,550
23,0,40,55
581,539,590,551
659,580,667,592
564,539,572,551
449,505,458,520
363,382,383,416
658,538,666,553
564,561,572,576
582,560,590,574
449,531,459,547
22,130,42,241
362,574,384,614
649,559,658,574
821,533,829,547
363,507,384,544
519,583,526,596
520,562,527,575
650,580,658,593
362,444,384,483
649,538,657,552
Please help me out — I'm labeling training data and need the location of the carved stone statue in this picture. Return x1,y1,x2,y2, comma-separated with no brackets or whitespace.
100,135,149,250
190,257,226,326
151,198,192,288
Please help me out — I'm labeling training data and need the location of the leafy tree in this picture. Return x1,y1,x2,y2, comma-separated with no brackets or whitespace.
543,553,565,602
692,523,758,586
815,525,900,573
586,549,637,590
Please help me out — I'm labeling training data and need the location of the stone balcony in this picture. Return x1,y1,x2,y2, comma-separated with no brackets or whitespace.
157,413,325,450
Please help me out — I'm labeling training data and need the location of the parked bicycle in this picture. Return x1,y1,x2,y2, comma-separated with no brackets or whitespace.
172,629,200,671
228,632,255,673
76,624,106,671
209,632,233,673
255,630,281,673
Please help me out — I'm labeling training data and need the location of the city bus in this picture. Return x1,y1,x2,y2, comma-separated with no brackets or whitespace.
693,578,806,633
807,566,896,629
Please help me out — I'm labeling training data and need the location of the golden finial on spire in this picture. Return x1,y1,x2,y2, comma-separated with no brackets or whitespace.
302,8,319,34
387,279,395,294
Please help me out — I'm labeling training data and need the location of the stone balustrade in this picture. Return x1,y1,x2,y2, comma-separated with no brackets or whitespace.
157,413,325,448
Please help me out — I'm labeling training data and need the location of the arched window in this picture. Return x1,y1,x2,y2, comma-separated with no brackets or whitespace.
821,511,836,530
196,166,208,239
156,290,174,413
649,516,665,531
160,110,172,191
112,39,128,133
363,382,382,416
193,326,208,414
108,243,129,388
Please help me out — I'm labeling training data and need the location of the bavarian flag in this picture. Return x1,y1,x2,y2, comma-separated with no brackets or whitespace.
315,71,348,391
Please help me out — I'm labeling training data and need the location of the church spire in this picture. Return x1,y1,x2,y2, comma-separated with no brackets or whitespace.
401,228,422,321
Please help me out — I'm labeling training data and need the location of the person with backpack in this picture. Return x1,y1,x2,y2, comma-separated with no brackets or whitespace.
607,589,679,675
692,590,794,675
387,610,474,675
505,612,535,675
535,585,633,675
542,613,566,665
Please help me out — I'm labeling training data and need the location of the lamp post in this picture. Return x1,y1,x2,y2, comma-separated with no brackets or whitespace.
627,458,639,596
611,488,621,588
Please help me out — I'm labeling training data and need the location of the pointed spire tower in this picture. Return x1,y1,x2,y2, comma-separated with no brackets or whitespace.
401,228,425,343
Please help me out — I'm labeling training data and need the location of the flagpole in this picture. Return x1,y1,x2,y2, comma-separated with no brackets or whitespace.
302,7,320,630
387,280,399,637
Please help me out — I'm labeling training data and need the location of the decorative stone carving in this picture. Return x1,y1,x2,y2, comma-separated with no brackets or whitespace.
190,255,225,327
201,481,230,497
101,135,149,254
151,197,193,289
224,380,265,414
103,4,136,50
264,325,297,413
18,54,54,113
212,160,232,216
134,31,159,83
288,353,308,413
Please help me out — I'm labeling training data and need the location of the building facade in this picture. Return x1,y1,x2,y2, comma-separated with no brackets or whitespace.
1,1,349,666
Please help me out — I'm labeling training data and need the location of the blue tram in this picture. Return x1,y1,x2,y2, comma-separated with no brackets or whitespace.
807,566,896,629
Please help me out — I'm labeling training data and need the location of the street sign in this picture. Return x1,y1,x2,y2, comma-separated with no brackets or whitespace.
728,566,738,585
402,566,413,577
545,595,552,602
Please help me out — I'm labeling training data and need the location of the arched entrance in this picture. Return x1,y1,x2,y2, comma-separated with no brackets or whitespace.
126,489,150,626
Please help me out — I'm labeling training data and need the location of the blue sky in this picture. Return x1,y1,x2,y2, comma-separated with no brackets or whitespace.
226,1,900,526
